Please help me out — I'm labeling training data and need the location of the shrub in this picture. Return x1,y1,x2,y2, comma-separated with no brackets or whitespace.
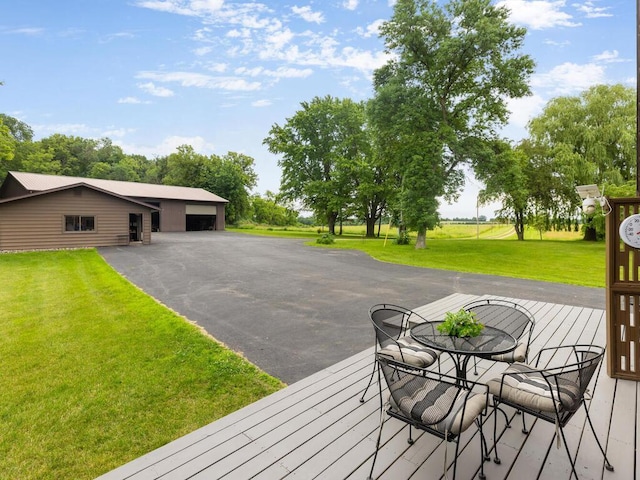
394,231,411,245
316,233,335,245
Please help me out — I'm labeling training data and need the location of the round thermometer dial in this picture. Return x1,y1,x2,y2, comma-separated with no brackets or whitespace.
619,214,640,248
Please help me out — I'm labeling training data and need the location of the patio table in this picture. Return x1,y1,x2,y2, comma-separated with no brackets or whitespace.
411,321,517,380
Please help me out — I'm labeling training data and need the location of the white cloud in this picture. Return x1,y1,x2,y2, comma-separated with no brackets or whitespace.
138,82,175,97
266,67,313,78
276,42,389,76
252,99,272,107
137,71,262,91
32,123,94,136
116,135,216,157
343,0,358,10
291,6,325,24
193,46,214,56
205,62,228,73
134,0,223,17
2,27,44,36
592,50,628,64
236,66,312,79
357,19,384,38
102,32,136,42
531,62,606,94
544,38,570,47
496,0,580,29
506,94,547,129
102,127,135,138
265,27,295,50
572,1,612,18
118,96,151,104
226,28,249,38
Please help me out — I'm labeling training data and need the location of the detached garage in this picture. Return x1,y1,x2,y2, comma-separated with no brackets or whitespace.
0,183,157,251
0,171,230,251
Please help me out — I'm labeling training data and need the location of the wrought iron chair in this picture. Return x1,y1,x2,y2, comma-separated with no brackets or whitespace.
487,344,614,479
368,353,490,480
463,299,535,375
359,303,440,403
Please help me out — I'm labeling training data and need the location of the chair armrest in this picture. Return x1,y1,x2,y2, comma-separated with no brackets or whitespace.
532,344,603,369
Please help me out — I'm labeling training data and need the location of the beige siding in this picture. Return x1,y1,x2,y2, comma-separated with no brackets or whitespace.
159,200,186,232
185,204,217,215
0,187,153,251
216,203,226,231
0,176,29,199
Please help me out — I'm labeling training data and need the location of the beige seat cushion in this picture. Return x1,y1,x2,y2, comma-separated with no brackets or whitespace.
390,382,487,436
487,363,582,413
491,342,528,363
379,335,439,368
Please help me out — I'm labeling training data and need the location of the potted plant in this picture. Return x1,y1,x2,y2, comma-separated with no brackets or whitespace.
437,309,484,338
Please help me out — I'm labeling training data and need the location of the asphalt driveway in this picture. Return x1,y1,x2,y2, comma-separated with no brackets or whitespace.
98,231,605,384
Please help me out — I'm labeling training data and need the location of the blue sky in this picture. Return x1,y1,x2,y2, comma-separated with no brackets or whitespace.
1,0,636,218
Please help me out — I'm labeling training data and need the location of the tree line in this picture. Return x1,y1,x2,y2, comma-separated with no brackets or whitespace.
0,118,297,226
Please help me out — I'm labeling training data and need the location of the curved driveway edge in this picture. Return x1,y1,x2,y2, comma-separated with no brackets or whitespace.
99,231,604,384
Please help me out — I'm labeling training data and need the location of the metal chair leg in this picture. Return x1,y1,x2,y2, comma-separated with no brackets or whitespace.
360,360,377,403
492,398,502,465
584,404,614,472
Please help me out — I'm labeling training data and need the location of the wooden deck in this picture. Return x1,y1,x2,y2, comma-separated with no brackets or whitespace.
98,294,637,480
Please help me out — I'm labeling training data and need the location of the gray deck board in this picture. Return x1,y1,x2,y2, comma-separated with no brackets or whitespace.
98,294,635,480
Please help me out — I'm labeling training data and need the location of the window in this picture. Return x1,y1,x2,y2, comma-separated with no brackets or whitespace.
64,215,95,232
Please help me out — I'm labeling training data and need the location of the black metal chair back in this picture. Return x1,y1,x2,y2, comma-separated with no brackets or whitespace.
368,354,489,480
464,299,534,346
488,344,614,479
370,303,413,350
464,299,535,369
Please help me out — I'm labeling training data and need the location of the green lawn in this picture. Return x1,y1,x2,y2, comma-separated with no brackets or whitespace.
229,224,605,288
0,250,284,480
325,238,605,287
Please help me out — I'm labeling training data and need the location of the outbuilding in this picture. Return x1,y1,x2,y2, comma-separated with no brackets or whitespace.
0,171,229,251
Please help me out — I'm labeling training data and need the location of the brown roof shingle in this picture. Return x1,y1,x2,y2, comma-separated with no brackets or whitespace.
8,171,229,203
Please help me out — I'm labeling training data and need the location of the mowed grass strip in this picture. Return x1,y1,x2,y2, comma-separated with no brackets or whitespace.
325,238,605,287
0,249,284,480
230,224,604,288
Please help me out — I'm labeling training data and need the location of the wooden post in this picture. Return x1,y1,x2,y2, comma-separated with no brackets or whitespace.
606,198,640,379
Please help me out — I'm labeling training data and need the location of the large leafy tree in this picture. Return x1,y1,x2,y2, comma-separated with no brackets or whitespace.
204,152,257,224
527,84,637,240
475,141,529,239
250,191,298,226
0,114,32,181
264,96,374,235
371,0,534,248
162,145,258,224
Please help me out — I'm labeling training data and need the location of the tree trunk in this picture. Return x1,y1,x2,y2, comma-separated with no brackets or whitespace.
415,227,427,249
583,226,597,241
366,216,377,237
327,212,338,235
514,211,525,241
327,218,335,235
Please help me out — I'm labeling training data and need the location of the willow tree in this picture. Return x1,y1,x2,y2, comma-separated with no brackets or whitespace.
527,84,637,240
370,0,534,248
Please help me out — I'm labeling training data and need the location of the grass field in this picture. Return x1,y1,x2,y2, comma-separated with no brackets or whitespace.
0,250,284,480
230,223,604,287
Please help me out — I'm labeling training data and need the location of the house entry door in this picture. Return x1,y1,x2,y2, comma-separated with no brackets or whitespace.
129,214,142,241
